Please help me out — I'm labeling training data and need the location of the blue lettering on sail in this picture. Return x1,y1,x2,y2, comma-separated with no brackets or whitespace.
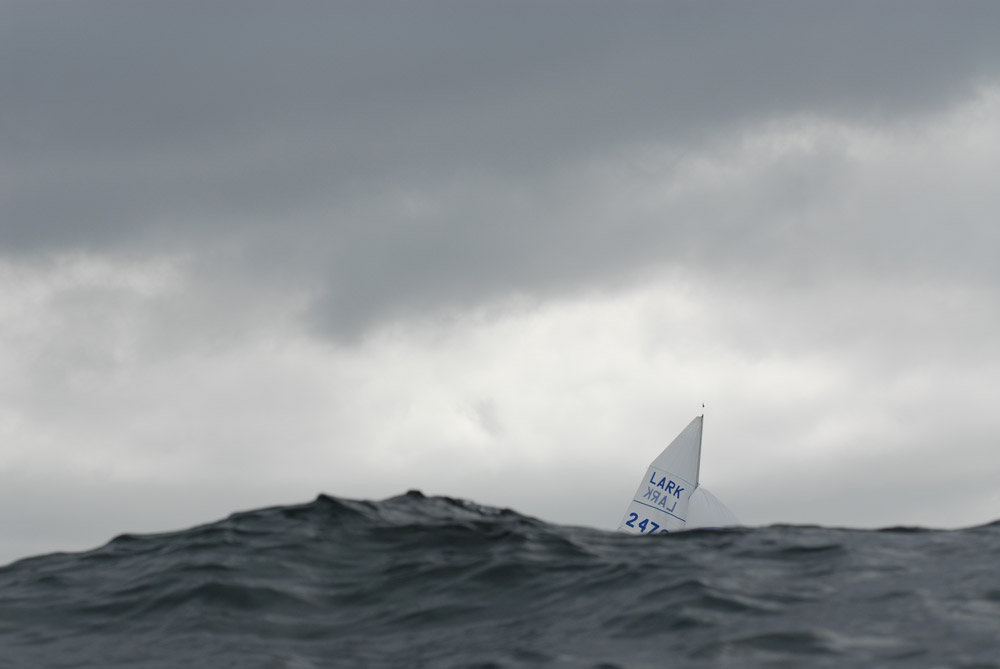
642,487,670,506
648,471,685,499
657,495,677,513
629,497,685,522
637,485,678,513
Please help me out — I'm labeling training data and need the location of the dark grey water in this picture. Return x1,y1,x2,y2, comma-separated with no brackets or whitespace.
1,491,998,668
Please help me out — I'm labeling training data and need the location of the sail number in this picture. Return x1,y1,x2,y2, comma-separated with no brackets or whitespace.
624,513,669,534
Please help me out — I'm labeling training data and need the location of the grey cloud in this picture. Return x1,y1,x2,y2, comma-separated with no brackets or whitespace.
4,2,1000,336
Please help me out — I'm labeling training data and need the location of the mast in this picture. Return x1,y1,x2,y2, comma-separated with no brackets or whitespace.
694,413,703,485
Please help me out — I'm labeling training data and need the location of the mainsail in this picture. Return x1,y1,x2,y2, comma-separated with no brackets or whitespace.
617,415,737,534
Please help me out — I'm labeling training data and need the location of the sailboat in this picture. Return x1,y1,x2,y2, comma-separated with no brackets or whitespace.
618,415,737,534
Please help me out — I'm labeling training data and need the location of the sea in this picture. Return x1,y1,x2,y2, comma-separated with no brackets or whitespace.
1,491,998,668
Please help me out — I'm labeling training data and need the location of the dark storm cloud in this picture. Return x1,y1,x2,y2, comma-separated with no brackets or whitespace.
4,1,1000,334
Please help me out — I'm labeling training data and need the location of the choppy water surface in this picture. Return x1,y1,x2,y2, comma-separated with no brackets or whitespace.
2,491,998,667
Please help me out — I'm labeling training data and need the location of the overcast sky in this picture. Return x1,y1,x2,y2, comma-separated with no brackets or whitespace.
3,1,1000,565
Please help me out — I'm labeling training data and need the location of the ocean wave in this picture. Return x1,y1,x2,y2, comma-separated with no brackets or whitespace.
2,492,998,668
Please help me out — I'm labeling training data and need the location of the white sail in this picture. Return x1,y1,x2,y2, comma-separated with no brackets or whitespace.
686,486,739,529
618,415,737,534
